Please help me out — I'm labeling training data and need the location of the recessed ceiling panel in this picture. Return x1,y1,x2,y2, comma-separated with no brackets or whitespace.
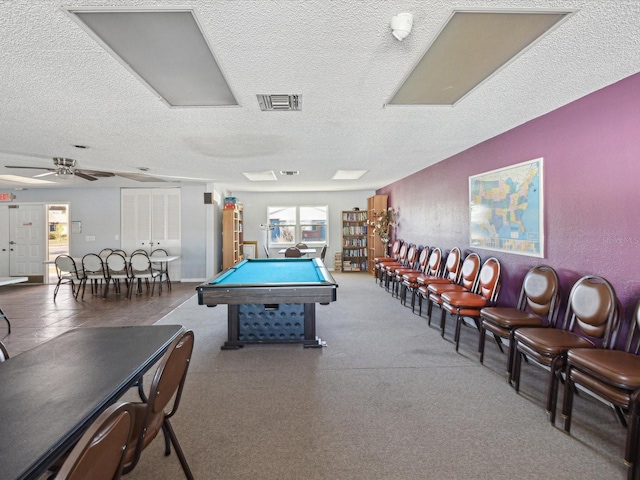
68,9,238,107
388,10,571,106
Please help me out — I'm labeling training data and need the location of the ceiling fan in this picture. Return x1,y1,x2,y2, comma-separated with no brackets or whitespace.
5,157,117,181
3,154,215,183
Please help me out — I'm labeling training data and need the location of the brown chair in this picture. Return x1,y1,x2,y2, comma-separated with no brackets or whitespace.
284,247,302,257
562,300,640,478
122,330,195,479
440,257,502,352
387,243,420,296
425,252,481,335
295,242,308,255
512,275,620,424
400,247,439,308
0,339,9,361
415,247,462,315
479,265,561,376
374,238,402,283
55,402,135,480
380,242,409,290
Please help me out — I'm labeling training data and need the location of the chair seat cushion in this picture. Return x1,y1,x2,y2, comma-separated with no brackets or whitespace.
568,348,640,389
514,328,594,355
441,291,487,308
481,307,544,328
428,283,468,295
417,275,451,286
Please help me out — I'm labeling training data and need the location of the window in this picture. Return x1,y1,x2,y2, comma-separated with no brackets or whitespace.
268,206,328,245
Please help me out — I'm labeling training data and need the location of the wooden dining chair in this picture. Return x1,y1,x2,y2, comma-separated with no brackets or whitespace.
122,330,195,479
55,402,135,480
511,274,620,424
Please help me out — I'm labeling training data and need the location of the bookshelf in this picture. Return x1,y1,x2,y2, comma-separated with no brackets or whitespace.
222,205,244,270
367,194,388,275
341,210,368,272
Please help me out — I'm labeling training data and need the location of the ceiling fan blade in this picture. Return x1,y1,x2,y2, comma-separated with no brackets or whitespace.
73,171,98,181
5,165,56,171
34,172,56,178
115,172,167,182
76,169,115,177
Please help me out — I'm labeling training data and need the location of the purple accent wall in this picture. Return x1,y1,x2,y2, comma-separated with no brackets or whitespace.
379,71,640,325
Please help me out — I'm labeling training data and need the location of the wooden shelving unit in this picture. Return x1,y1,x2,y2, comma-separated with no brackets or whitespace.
341,210,368,272
222,205,243,270
366,194,388,276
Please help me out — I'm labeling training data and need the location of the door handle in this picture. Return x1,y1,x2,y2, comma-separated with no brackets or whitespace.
9,241,16,245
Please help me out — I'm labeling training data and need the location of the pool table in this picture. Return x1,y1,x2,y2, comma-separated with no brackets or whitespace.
197,258,338,349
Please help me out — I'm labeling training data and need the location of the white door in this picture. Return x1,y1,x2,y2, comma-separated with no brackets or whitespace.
0,206,9,277
6,204,46,279
121,188,181,280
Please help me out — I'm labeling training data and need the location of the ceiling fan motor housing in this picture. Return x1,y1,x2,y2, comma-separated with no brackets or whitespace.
53,157,76,168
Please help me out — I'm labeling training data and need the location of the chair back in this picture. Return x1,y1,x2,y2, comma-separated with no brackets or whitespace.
0,340,9,362
457,252,481,290
475,257,501,303
404,244,419,268
98,248,113,259
563,275,620,347
112,249,127,256
414,247,430,273
284,247,302,258
106,253,128,274
395,243,409,265
518,265,561,325
151,248,169,258
626,301,640,355
55,402,134,480
82,254,104,275
388,239,402,260
295,243,308,249
424,248,442,276
130,249,149,256
55,255,79,276
126,330,194,470
130,252,152,272
320,245,327,261
442,247,462,282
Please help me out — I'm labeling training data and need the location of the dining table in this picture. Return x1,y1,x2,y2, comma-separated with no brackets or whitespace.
0,324,185,480
0,276,28,333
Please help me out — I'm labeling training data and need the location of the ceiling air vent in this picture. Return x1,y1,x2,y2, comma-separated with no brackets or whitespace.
280,170,299,176
257,94,301,111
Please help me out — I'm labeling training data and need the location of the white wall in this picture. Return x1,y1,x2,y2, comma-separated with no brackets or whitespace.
233,190,375,270
6,184,222,281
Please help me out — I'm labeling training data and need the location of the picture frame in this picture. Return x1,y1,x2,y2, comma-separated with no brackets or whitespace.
469,157,544,258
242,241,258,259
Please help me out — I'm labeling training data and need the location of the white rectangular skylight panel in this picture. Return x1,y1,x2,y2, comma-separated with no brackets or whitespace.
243,171,277,182
68,9,238,107
332,170,368,180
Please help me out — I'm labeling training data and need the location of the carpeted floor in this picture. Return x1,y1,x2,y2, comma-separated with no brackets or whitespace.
124,272,628,480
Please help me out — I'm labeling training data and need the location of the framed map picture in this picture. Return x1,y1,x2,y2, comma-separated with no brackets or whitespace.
469,158,543,257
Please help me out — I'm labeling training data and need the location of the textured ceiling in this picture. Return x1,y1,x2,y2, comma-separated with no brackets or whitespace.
1,1,639,192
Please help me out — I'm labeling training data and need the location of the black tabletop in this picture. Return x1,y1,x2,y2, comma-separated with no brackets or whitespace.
0,324,184,480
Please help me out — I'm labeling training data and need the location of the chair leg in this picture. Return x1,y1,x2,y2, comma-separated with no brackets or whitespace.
478,325,487,363
163,418,194,480
562,365,575,432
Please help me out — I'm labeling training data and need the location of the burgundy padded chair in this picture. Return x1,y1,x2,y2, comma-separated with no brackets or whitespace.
425,252,481,336
374,239,402,284
479,265,561,376
440,257,502,352
512,275,620,424
379,242,409,288
400,247,440,308
415,247,462,315
387,243,420,296
562,300,640,479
